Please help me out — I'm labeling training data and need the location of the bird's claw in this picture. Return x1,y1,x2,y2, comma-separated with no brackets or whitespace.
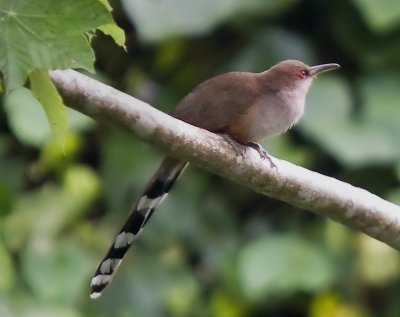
246,142,277,169
220,135,277,169
221,134,246,159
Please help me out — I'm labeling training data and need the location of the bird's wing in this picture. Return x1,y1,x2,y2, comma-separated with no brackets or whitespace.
173,72,262,133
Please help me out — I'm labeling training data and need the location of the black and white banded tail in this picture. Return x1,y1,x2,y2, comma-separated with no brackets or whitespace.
90,157,188,298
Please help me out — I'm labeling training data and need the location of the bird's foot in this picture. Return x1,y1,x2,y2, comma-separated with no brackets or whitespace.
220,135,277,169
246,142,277,169
221,134,246,159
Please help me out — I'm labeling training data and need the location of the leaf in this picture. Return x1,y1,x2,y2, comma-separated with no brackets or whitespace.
21,239,94,304
352,0,400,32
29,69,68,150
3,166,100,250
0,0,113,90
4,87,52,147
299,75,400,167
97,0,126,49
121,0,298,42
98,0,112,11
237,235,334,301
299,77,359,166
4,87,94,148
225,29,315,73
98,23,126,49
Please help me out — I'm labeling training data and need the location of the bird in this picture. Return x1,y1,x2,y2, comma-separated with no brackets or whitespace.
89,59,340,298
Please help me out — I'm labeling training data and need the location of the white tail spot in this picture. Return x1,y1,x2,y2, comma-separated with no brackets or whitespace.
114,231,135,249
137,194,167,211
90,292,101,299
100,258,121,274
91,274,111,286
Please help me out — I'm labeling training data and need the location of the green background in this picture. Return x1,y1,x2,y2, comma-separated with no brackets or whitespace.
1,0,400,316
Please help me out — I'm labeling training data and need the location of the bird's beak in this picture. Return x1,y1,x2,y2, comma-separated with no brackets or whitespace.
308,63,340,76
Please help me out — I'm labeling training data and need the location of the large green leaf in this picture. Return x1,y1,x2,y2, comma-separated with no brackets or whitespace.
226,29,315,73
237,234,334,301
3,166,100,250
21,239,93,304
4,87,94,147
121,0,298,42
4,87,52,147
0,0,112,90
299,75,400,167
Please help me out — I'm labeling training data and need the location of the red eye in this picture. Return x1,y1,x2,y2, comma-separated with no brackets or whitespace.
298,70,308,79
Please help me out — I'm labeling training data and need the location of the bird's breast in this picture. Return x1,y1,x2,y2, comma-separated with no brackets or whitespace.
258,92,306,137
227,91,306,143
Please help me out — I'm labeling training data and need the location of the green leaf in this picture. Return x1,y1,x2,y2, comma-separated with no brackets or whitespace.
226,29,315,73
4,87,52,147
4,87,94,148
21,239,93,304
237,235,334,301
98,0,112,11
352,0,400,32
121,0,298,42
3,166,100,250
29,69,68,150
0,0,112,90
98,23,126,49
299,75,400,167
97,0,126,49
299,77,358,166
40,133,82,171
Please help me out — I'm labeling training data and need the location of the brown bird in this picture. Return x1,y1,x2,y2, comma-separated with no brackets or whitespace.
90,59,340,298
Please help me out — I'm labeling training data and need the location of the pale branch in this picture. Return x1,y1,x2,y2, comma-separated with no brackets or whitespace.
50,69,400,250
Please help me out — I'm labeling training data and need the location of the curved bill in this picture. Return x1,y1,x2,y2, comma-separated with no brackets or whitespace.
309,63,340,76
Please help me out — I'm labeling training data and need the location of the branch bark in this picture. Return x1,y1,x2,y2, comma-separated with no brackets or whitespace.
50,69,400,250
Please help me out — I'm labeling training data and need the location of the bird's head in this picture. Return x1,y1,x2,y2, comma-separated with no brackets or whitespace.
266,59,340,92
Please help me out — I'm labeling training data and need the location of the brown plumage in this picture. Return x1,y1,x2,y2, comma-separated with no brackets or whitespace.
174,60,338,143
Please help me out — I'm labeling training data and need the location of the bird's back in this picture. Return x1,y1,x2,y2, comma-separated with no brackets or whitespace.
173,71,263,134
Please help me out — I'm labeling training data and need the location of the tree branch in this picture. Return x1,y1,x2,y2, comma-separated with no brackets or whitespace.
50,69,400,250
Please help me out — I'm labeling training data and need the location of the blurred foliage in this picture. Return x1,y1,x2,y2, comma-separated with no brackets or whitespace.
1,0,400,316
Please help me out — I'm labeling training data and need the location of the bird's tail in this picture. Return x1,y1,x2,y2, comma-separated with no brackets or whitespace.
90,157,188,298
